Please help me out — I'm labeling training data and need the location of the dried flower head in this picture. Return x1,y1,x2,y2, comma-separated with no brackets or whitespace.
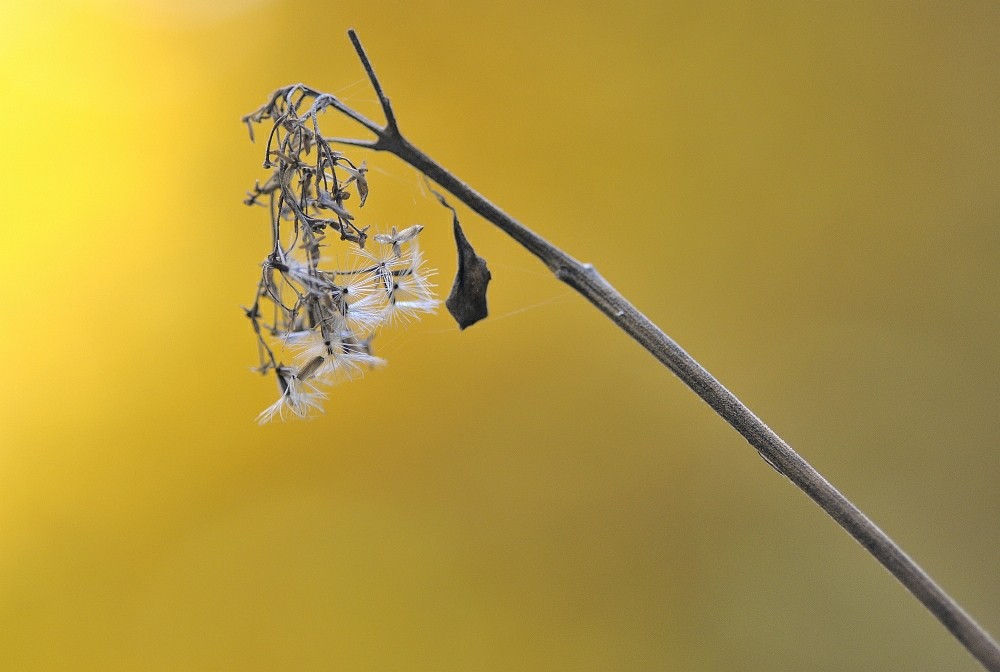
242,85,438,423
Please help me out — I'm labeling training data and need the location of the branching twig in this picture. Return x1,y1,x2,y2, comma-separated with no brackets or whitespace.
261,29,1000,671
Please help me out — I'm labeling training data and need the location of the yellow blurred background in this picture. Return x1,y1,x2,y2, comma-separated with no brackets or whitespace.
1,1,998,670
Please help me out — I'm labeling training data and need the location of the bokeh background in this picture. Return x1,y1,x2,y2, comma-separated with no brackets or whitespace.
1,1,998,670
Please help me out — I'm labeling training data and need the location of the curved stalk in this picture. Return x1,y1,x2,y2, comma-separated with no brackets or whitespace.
312,28,1000,671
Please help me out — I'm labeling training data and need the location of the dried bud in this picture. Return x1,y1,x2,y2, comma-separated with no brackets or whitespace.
374,224,424,258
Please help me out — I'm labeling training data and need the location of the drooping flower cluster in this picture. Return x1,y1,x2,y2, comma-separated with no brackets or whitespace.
242,85,438,423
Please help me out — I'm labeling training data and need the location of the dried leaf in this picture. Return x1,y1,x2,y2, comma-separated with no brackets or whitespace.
315,189,354,220
356,166,369,207
432,190,490,329
339,161,369,207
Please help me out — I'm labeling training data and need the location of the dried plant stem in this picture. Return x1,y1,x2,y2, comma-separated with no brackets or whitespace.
326,29,1000,671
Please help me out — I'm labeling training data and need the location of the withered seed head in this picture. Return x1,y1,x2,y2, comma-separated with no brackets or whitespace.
243,85,439,423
